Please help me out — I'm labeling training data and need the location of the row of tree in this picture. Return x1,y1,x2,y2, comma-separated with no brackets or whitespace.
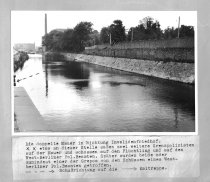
42,16,194,52
42,22,93,52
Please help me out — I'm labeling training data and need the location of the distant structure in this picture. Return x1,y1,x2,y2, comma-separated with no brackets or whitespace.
14,43,35,54
35,46,43,54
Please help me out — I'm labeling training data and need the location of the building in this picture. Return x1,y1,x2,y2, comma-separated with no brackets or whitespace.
14,43,36,54
35,46,43,54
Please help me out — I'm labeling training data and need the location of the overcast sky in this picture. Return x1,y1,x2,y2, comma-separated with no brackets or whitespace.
11,11,197,46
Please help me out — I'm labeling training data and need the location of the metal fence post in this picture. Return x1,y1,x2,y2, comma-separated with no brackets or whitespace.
14,75,16,86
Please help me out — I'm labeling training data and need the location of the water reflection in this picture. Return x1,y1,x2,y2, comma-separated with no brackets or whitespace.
44,63,49,97
16,55,195,132
45,62,90,90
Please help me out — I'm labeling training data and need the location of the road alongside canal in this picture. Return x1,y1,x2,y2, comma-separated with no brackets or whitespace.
14,87,48,132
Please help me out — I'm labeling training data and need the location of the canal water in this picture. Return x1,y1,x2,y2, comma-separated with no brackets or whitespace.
15,54,195,132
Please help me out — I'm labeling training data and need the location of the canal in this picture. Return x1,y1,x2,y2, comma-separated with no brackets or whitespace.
15,54,195,132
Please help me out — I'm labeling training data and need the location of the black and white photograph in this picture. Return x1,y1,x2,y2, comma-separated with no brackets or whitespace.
12,11,196,133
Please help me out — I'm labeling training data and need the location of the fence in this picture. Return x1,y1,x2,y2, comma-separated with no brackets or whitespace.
85,38,194,50
84,38,194,63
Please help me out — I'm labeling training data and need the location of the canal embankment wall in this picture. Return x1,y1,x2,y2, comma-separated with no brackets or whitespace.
59,53,194,84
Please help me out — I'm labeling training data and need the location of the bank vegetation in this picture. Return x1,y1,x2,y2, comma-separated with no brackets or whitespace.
14,51,29,72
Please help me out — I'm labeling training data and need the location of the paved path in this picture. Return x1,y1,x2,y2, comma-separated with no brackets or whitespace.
14,87,49,132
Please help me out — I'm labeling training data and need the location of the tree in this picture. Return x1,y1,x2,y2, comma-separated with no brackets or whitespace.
127,17,162,41
42,22,93,52
140,17,162,40
163,25,194,39
139,16,154,29
61,29,74,51
85,30,100,46
163,27,177,39
179,25,194,38
127,24,146,41
92,30,100,45
100,27,110,44
71,21,93,52
42,34,53,51
109,20,126,44
42,30,64,51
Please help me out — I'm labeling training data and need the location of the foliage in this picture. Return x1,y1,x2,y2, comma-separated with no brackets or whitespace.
71,22,93,52
85,30,100,47
42,22,93,53
42,30,64,51
163,25,194,39
109,20,126,44
14,51,29,72
126,17,194,41
179,25,194,38
42,18,195,52
163,27,177,39
61,29,74,51
100,20,126,44
100,27,110,44
127,16,162,41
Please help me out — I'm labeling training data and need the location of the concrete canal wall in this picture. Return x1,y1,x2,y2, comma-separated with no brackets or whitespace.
61,53,195,84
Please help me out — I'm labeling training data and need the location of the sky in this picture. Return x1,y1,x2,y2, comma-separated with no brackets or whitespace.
11,11,197,47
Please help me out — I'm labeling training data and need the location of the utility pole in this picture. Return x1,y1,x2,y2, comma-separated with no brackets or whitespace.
44,13,48,95
45,13,47,35
43,13,48,62
177,16,180,38
109,33,112,45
